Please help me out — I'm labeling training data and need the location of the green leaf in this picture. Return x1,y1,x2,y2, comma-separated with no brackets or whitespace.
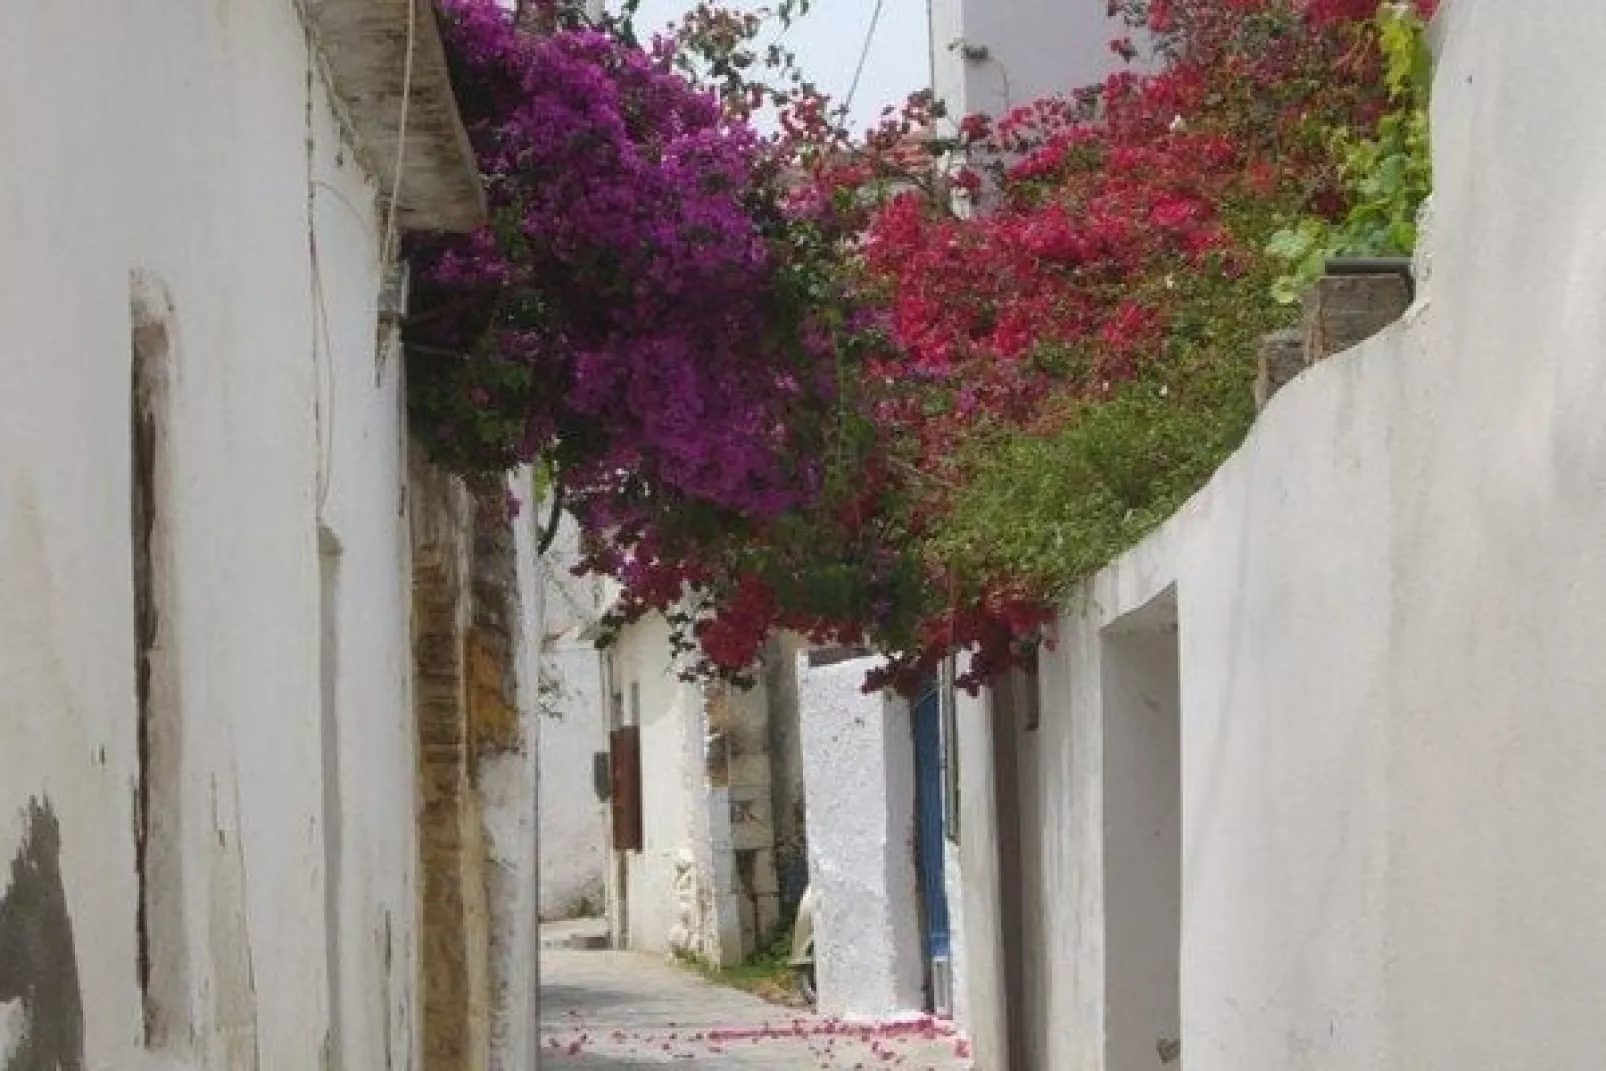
1387,219,1417,252
1265,225,1315,261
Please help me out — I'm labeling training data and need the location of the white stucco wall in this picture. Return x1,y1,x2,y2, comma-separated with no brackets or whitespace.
309,66,422,1071
537,516,610,920
608,614,707,956
538,642,610,919
959,4,1606,1068
0,3,463,1067
950,686,1007,1062
928,0,1128,130
797,655,924,1020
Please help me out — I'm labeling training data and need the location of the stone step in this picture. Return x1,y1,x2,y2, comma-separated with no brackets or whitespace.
540,918,610,951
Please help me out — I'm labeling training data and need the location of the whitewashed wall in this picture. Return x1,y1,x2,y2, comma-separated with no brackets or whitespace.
949,686,1008,1062
308,59,423,1071
0,2,462,1068
958,3,1606,1068
797,654,924,1020
484,472,547,1071
537,515,610,920
538,641,609,919
605,609,790,965
927,0,1130,133
606,614,707,955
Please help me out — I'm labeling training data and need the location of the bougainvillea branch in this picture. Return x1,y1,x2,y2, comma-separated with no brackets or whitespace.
406,0,1434,695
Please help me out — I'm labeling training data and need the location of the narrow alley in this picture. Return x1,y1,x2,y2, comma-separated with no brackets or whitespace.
540,950,972,1070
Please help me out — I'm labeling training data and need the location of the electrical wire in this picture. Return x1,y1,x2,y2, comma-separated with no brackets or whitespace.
842,0,888,123
303,25,337,517
311,228,338,514
378,0,419,275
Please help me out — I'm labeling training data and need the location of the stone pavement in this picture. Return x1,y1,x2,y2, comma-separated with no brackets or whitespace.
541,950,973,1070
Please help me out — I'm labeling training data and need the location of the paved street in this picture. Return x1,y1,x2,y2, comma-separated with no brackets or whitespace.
541,950,973,1069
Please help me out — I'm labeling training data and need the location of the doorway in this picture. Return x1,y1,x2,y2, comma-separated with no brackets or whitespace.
1102,587,1183,1068
912,682,953,1016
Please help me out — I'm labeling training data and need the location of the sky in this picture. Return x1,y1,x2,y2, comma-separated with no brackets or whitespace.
623,0,933,134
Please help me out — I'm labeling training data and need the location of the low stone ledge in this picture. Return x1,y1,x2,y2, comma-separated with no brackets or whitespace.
1255,268,1414,409
1302,271,1413,364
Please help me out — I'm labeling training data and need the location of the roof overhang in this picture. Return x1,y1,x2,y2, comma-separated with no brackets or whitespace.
303,0,486,232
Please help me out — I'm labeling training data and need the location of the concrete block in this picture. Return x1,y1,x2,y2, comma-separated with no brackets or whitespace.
704,729,730,787
737,895,756,956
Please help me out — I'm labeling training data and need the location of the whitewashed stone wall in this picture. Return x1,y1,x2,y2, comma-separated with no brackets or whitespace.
604,614,783,967
797,654,924,1020
484,474,547,1071
605,614,709,956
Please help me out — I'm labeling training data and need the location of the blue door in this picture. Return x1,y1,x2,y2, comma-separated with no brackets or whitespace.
913,684,951,966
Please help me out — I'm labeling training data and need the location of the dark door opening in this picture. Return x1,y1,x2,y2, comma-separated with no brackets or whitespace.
912,683,953,1016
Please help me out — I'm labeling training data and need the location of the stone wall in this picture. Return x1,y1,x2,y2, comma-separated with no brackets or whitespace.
410,456,543,1071
478,484,543,1071
607,615,793,966
1256,271,1413,409
762,634,811,924
708,680,782,959
410,454,488,1071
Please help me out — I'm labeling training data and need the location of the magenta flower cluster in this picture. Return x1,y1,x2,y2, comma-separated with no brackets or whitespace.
406,0,830,520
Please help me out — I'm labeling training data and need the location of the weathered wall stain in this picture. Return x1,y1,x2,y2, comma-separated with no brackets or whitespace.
0,799,84,1071
209,780,261,1071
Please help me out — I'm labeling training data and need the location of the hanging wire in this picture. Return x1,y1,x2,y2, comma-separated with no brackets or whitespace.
377,0,419,274
842,0,888,123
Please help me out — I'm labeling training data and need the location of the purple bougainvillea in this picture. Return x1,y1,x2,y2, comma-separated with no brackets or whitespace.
406,1,831,520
